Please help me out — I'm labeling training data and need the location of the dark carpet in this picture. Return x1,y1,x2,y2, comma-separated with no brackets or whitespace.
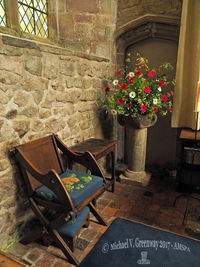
79,217,200,267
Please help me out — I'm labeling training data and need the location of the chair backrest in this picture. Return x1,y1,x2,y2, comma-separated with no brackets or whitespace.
15,135,65,191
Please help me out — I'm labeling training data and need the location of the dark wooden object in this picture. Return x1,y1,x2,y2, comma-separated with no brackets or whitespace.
178,129,200,187
13,134,108,266
70,138,117,192
180,128,200,140
174,128,200,224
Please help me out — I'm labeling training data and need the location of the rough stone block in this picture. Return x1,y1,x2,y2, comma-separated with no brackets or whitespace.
31,119,44,132
75,15,93,24
13,92,30,107
25,57,42,76
83,78,92,89
0,159,10,171
33,91,44,105
20,106,39,118
22,75,48,92
65,77,74,88
0,89,8,104
45,118,65,132
60,61,76,76
41,92,56,108
12,118,30,137
67,0,99,13
59,14,75,40
5,109,18,119
2,36,37,49
39,109,51,119
43,56,59,79
80,90,96,101
74,24,93,41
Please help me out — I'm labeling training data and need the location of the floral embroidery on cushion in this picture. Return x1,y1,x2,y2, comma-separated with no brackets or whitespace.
62,173,93,192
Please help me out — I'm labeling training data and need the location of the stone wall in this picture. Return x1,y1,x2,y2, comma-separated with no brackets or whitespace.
0,0,117,249
52,0,117,58
116,0,182,30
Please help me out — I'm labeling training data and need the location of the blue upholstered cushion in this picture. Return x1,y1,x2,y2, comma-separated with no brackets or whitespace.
57,206,90,238
35,169,103,207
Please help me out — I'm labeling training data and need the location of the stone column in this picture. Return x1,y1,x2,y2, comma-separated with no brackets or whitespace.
119,115,157,186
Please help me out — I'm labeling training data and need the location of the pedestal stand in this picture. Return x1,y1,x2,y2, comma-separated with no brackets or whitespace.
119,115,157,186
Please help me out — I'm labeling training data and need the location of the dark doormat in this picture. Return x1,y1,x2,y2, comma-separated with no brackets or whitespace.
79,218,200,267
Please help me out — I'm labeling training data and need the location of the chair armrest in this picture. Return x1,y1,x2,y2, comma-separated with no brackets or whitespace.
54,135,106,183
14,147,75,211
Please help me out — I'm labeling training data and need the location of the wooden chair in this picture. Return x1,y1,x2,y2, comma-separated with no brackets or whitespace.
13,134,108,266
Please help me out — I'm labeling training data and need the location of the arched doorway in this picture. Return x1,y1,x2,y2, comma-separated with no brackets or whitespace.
115,15,180,169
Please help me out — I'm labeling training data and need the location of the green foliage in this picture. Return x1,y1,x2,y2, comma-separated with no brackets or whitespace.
97,53,175,120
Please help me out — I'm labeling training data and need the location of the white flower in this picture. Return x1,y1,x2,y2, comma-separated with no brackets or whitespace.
153,98,158,104
128,72,135,77
111,109,117,115
158,87,162,92
129,91,136,98
113,80,119,86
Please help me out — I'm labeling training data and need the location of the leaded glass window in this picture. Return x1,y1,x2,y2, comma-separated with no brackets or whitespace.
18,0,48,38
0,0,6,27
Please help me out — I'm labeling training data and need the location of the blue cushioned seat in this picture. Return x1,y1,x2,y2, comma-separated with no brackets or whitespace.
57,206,90,238
35,169,103,207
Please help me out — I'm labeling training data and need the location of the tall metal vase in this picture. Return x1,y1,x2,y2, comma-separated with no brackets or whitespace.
119,114,157,186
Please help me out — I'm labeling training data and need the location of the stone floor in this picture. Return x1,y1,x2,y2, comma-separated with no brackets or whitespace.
6,174,200,267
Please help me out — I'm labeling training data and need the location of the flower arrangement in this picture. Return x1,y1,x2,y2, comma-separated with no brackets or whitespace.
98,53,175,120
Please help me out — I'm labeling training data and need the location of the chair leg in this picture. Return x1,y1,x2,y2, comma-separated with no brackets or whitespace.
92,198,96,206
52,229,79,266
29,198,79,265
89,202,107,226
64,237,76,252
83,216,90,228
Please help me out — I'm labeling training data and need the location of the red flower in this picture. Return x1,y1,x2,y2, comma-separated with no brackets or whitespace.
135,70,141,76
121,84,127,90
153,107,158,113
144,86,151,93
147,70,153,78
170,90,173,96
105,86,110,92
115,71,121,76
140,105,147,112
169,106,172,111
117,98,124,104
128,103,133,108
139,63,143,66
153,70,157,74
161,95,167,102
128,77,134,84
157,81,163,87
158,68,160,72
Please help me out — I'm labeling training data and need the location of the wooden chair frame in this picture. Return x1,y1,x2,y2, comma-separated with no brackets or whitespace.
13,134,108,266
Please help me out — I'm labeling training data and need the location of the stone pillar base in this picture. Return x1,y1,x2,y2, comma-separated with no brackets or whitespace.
119,169,151,187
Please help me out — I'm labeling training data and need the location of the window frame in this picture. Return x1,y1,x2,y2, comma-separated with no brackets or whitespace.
18,0,48,38
0,0,58,44
0,0,7,27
